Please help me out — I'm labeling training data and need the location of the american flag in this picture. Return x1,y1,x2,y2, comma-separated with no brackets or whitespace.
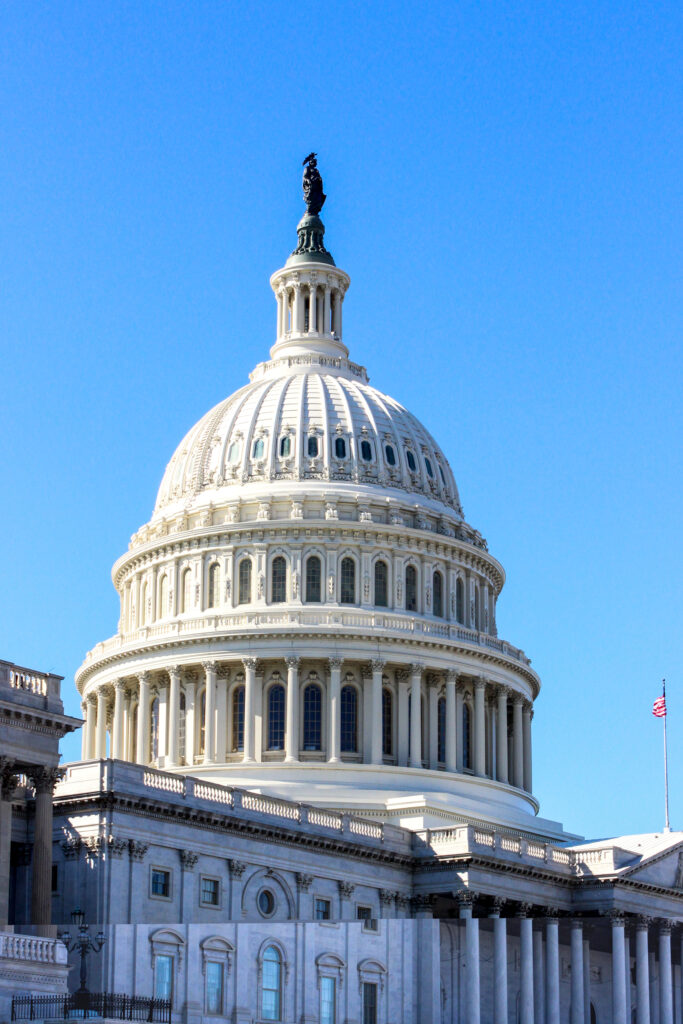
653,693,667,718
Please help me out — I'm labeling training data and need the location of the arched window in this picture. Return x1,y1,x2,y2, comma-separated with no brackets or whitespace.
271,556,286,603
303,684,322,751
279,435,291,457
207,563,219,609
238,559,252,605
405,565,417,612
253,438,265,459
307,435,319,458
199,690,206,756
374,560,388,607
261,945,282,1022
232,686,245,752
335,437,346,459
181,569,192,614
360,440,373,462
340,557,355,604
425,456,434,478
384,444,396,466
267,684,285,751
150,697,160,761
437,696,446,763
159,575,168,619
179,691,186,764
433,571,443,617
305,556,321,603
456,577,465,624
382,688,393,757
406,449,417,472
340,685,358,753
463,702,472,769
227,441,240,464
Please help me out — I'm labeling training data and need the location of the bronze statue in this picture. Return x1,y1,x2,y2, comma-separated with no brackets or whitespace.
302,153,326,215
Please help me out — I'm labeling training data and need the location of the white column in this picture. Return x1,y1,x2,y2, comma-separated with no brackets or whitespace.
328,657,342,763
112,680,125,759
534,926,546,1024
445,670,457,772
523,700,533,792
215,672,227,761
611,913,628,1024
584,937,591,1024
409,663,423,768
167,666,180,766
243,658,256,762
136,672,150,765
459,896,480,1024
512,695,524,788
371,659,385,764
83,697,95,759
323,286,331,334
285,656,300,762
81,701,89,758
546,916,561,1024
520,911,535,1024
157,683,168,760
203,661,217,764
624,932,632,1024
496,686,509,783
96,687,108,758
474,677,486,777
428,677,439,768
636,919,651,1024
307,286,316,332
491,901,508,1024
660,922,673,1024
293,286,303,332
650,950,659,1024
571,920,585,1024
332,289,342,336
397,670,409,766
184,677,196,767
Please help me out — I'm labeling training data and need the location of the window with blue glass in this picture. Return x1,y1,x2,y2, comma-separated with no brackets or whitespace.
374,560,388,607
456,577,464,623
238,559,252,605
406,449,417,472
433,571,443,617
382,689,393,757
279,435,291,457
308,435,319,458
340,557,355,604
305,556,321,602
405,565,417,611
384,444,396,466
232,686,245,751
320,976,336,1024
334,437,346,459
268,684,285,750
271,556,286,603
207,563,219,608
437,697,446,763
303,684,322,750
360,439,373,462
205,961,223,1014
340,685,357,752
261,946,282,1021
253,438,265,459
154,954,173,1001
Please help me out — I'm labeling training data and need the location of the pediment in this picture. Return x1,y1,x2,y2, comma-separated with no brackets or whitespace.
622,846,683,891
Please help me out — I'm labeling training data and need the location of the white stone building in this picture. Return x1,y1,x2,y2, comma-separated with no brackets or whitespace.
5,163,683,1024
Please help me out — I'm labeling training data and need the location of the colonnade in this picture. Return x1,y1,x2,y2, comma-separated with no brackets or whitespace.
81,660,533,792
276,280,343,339
455,899,677,1024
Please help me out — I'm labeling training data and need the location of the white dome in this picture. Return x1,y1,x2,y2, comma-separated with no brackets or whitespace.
153,361,463,519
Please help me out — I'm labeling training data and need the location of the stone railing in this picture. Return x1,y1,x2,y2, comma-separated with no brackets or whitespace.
414,824,633,879
78,611,532,676
55,760,413,857
0,933,67,964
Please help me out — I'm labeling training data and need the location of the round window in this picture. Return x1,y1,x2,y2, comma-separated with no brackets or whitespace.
258,888,275,916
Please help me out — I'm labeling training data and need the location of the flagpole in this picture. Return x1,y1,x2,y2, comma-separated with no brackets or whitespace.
662,678,671,833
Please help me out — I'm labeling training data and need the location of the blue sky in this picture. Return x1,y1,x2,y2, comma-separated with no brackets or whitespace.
1,1,681,841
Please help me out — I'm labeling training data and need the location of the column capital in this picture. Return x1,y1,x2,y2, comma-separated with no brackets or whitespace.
242,657,258,671
371,658,386,673
167,665,182,680
516,902,534,918
489,896,506,917
659,918,673,935
85,692,97,707
328,656,344,671
523,699,533,714
201,660,218,674
128,839,148,861
179,849,199,871
395,668,410,683
285,655,300,669
511,691,524,705
228,858,246,879
445,669,458,684
28,766,65,795
113,678,127,693
295,872,313,892
544,905,561,923
410,662,425,675
570,917,584,931
636,915,652,931
454,889,476,909
474,676,487,692
338,880,355,899
379,889,396,907
138,671,150,686
607,909,626,926
0,758,19,799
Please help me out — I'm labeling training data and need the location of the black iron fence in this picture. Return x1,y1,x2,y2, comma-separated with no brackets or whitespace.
11,992,171,1023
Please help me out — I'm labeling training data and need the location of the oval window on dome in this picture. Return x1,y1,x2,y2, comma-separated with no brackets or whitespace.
307,436,319,458
253,438,265,459
334,437,346,459
384,444,396,467
360,440,373,462
279,435,291,458
227,441,240,464
257,889,275,917
406,450,417,472
424,457,434,478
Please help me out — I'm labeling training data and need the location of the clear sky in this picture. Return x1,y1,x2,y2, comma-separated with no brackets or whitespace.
1,1,681,842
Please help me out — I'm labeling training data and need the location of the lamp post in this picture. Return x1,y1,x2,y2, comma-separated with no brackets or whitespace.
60,907,106,1006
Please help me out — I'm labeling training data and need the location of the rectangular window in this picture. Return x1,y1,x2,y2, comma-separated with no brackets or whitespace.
200,876,220,906
362,982,378,1024
154,954,173,1000
320,975,336,1024
314,897,331,920
356,906,378,931
205,960,223,1014
151,867,171,899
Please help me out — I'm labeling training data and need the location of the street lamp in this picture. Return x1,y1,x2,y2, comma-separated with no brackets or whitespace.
60,907,106,1005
